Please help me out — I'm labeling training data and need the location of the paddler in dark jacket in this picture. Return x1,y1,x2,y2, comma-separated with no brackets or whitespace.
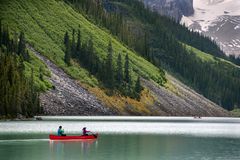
82,127,90,136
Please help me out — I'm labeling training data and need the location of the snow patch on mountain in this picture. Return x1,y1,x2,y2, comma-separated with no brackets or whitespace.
181,15,194,26
182,0,240,31
181,0,240,56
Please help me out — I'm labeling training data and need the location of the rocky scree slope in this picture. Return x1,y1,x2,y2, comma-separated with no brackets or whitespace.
29,46,115,116
143,76,230,117
31,45,229,116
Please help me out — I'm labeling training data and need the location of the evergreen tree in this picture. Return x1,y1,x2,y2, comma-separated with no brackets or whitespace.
0,28,41,118
0,50,40,118
13,32,18,53
71,29,76,57
64,31,69,46
18,56,25,76
23,50,30,62
17,32,29,61
76,29,81,59
124,53,130,84
105,41,114,89
116,53,123,86
63,31,71,65
134,76,142,100
124,53,132,95
39,66,44,81
0,19,2,45
86,37,94,71
17,32,25,55
2,26,10,49
27,68,35,116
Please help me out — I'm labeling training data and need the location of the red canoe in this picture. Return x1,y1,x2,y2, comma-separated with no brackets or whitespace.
49,134,98,140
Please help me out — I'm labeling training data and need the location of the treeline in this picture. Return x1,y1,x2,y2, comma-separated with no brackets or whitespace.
65,0,231,62
65,0,240,110
171,46,240,110
229,55,240,65
65,0,152,62
63,29,143,100
0,22,40,118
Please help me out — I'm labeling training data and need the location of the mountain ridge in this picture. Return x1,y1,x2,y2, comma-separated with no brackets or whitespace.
0,0,236,117
142,0,194,21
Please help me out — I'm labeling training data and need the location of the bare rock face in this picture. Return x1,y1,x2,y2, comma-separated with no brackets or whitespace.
142,75,230,117
28,46,115,116
142,0,194,21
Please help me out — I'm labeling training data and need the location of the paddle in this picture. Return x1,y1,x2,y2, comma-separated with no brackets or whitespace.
89,131,97,138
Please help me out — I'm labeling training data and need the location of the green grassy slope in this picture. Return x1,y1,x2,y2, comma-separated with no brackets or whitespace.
231,108,240,117
185,44,240,68
24,50,52,91
0,0,166,87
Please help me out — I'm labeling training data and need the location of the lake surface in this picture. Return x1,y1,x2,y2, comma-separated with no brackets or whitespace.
0,116,240,160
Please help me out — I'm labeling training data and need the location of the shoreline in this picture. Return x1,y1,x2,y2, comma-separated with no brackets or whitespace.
1,115,239,122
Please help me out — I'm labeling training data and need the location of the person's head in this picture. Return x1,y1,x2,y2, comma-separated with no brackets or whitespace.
83,127,86,130
59,126,62,129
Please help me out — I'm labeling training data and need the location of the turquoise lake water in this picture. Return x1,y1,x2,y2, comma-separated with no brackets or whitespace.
0,116,240,160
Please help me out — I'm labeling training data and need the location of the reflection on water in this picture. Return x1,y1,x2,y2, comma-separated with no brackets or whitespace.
0,134,240,160
49,140,98,160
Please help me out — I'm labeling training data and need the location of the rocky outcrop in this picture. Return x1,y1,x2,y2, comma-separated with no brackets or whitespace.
143,75,230,117
28,46,115,116
142,0,194,21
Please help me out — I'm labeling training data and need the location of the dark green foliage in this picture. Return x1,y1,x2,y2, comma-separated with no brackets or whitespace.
124,53,132,96
63,30,142,99
134,76,143,100
64,32,71,65
17,32,30,61
116,53,123,86
105,41,114,89
124,53,130,84
65,0,240,109
1,25,10,51
17,32,25,55
39,66,44,81
0,48,39,118
0,23,40,118
229,55,240,65
64,31,69,46
71,29,76,57
0,19,2,45
76,29,81,59
86,38,94,71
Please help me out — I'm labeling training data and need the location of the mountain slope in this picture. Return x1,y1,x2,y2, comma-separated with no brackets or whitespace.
0,0,165,115
98,0,240,110
0,0,230,116
0,0,165,86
